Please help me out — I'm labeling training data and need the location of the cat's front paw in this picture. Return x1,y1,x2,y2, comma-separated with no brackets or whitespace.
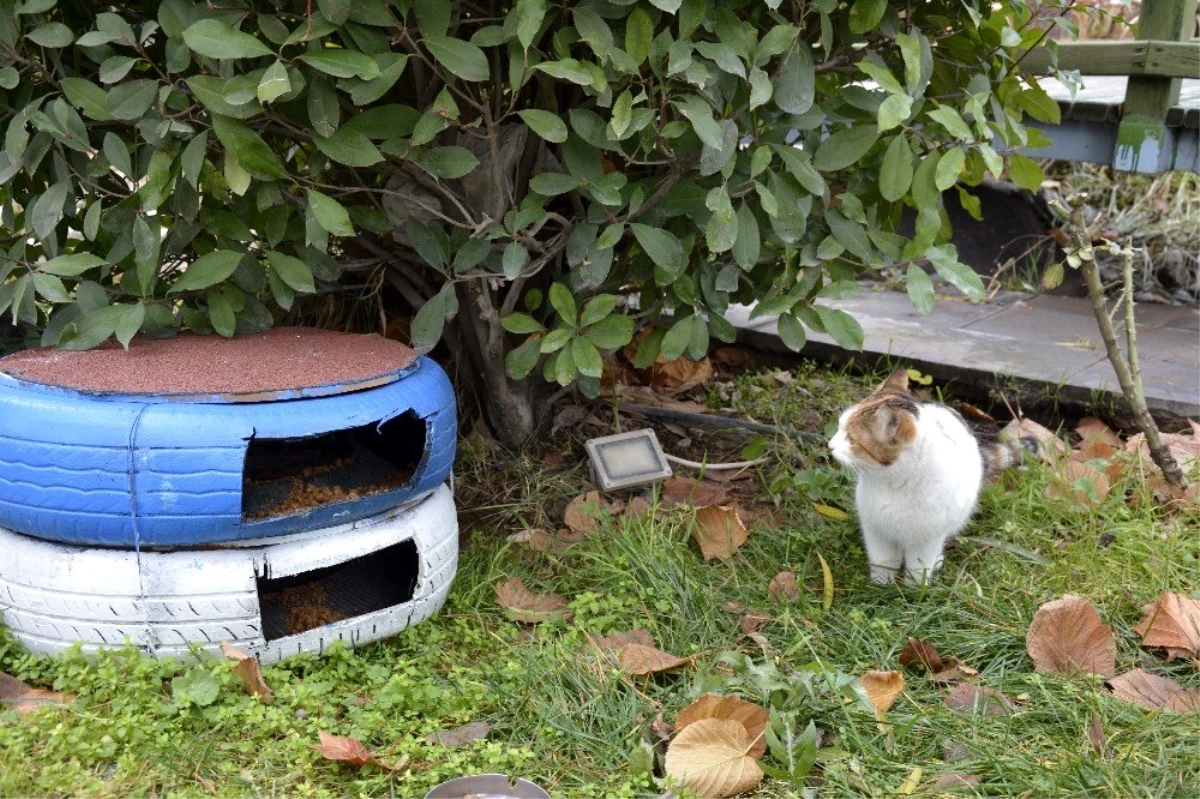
869,565,899,585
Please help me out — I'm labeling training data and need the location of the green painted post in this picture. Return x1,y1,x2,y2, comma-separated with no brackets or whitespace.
1114,0,1198,173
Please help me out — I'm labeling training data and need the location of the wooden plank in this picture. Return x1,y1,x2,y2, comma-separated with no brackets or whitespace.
1019,40,1200,78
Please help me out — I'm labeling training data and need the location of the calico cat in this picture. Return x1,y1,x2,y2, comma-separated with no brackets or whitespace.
827,369,1036,585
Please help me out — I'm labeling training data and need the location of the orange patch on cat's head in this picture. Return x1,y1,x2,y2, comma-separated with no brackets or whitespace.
846,396,918,466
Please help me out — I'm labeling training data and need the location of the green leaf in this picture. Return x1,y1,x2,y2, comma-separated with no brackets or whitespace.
299,49,381,80
347,53,409,105
61,305,127,351
98,56,138,84
26,22,73,47
848,0,886,34
182,19,273,59
878,134,913,202
306,189,355,236
424,36,490,82
775,44,814,114
928,106,973,140
695,41,745,78
266,251,316,293
257,60,292,103
502,241,527,278
905,264,934,315
896,32,922,93
1007,152,1044,191
82,200,102,241
41,253,106,277
609,90,633,139
934,146,965,191
777,311,806,351
824,209,871,261
579,294,617,328
630,223,686,279
307,75,339,137
926,244,985,298
659,315,693,361
625,7,653,65
505,336,542,379
518,109,568,143
548,282,577,326
514,0,546,49
406,218,448,272
1016,82,1061,125
911,150,942,208
748,67,772,110
454,238,491,272
584,313,634,349
168,250,244,293
31,273,69,303
211,115,287,179
571,336,603,378
415,146,479,179
207,289,236,337
814,305,863,350
106,80,157,120
676,95,723,149
501,313,545,334
103,131,133,177
813,127,879,172
60,77,114,121
0,66,19,89
185,76,262,119
539,327,571,354
534,59,594,85
649,0,683,11
317,0,352,25
313,127,384,167
876,93,912,132
704,186,738,254
733,202,760,271
771,144,826,195
115,303,145,349
529,172,581,195
411,283,455,348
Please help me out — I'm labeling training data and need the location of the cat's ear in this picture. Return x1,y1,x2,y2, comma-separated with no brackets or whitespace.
876,369,910,394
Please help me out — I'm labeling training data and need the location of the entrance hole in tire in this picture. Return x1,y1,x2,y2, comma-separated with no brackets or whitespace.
241,411,427,521
256,538,420,641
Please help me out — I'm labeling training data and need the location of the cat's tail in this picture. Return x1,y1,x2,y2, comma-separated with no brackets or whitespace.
981,436,1039,477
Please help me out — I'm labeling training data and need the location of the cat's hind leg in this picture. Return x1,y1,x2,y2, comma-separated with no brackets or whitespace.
902,537,946,586
862,529,903,585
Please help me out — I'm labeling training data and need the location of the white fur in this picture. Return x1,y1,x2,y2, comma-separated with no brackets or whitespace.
828,404,982,585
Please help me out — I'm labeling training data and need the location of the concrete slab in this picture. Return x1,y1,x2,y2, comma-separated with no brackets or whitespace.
729,286,1199,422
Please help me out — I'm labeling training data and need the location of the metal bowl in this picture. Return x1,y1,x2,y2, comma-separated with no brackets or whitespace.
424,773,550,799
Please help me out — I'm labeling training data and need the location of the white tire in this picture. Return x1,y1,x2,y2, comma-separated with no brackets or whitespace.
0,484,458,664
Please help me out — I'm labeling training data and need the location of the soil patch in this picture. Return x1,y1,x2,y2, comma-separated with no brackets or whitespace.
0,327,417,397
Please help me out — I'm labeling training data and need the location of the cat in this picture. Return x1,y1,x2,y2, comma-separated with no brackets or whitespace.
827,369,1036,585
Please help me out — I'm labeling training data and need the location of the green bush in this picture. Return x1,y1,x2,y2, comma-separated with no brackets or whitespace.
0,0,1063,441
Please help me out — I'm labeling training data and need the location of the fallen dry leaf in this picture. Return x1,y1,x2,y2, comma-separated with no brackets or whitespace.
592,628,657,651
219,641,273,702
494,578,572,624
813,503,852,521
650,356,714,394
663,476,727,508
959,403,998,424
425,721,490,748
767,571,799,604
712,347,757,368
1087,712,1108,756
942,740,968,763
650,711,674,742
739,611,770,635
675,694,769,759
691,505,750,561
1076,417,1122,448
507,528,577,555
1001,417,1067,459
664,718,765,799
1125,430,1200,472
618,644,693,676
860,670,905,719
315,731,402,769
1106,668,1200,713
929,773,981,791
1133,591,1200,660
945,683,1014,716
1143,479,1200,514
1045,460,1112,508
898,638,977,684
564,491,605,535
1026,594,1116,677
624,494,655,520
0,672,75,715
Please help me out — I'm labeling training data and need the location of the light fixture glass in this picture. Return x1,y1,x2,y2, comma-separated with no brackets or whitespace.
585,429,673,491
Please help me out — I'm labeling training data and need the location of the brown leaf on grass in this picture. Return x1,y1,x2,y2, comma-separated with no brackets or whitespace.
1001,417,1067,459
425,721,490,748
650,712,674,742
663,476,727,508
1076,417,1122,448
0,672,75,715
624,494,654,520
1143,479,1200,514
1070,438,1124,484
691,505,749,561
650,356,714,394
675,693,770,758
618,644,694,676
1045,460,1112,508
564,491,605,535
712,347,757,368
959,403,998,424
593,629,656,652
315,731,402,770
945,683,1014,716
494,578,572,624
1133,591,1200,660
507,528,577,555
1125,431,1200,472
860,670,905,719
219,641,273,702
664,718,765,799
1106,669,1200,713
898,638,977,684
767,571,799,604
929,773,981,791
1087,712,1108,756
1026,594,1116,677
739,611,770,635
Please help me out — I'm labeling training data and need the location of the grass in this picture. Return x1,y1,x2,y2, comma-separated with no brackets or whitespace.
2,362,1198,798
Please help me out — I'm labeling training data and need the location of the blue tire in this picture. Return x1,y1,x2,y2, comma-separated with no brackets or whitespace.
0,356,456,547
